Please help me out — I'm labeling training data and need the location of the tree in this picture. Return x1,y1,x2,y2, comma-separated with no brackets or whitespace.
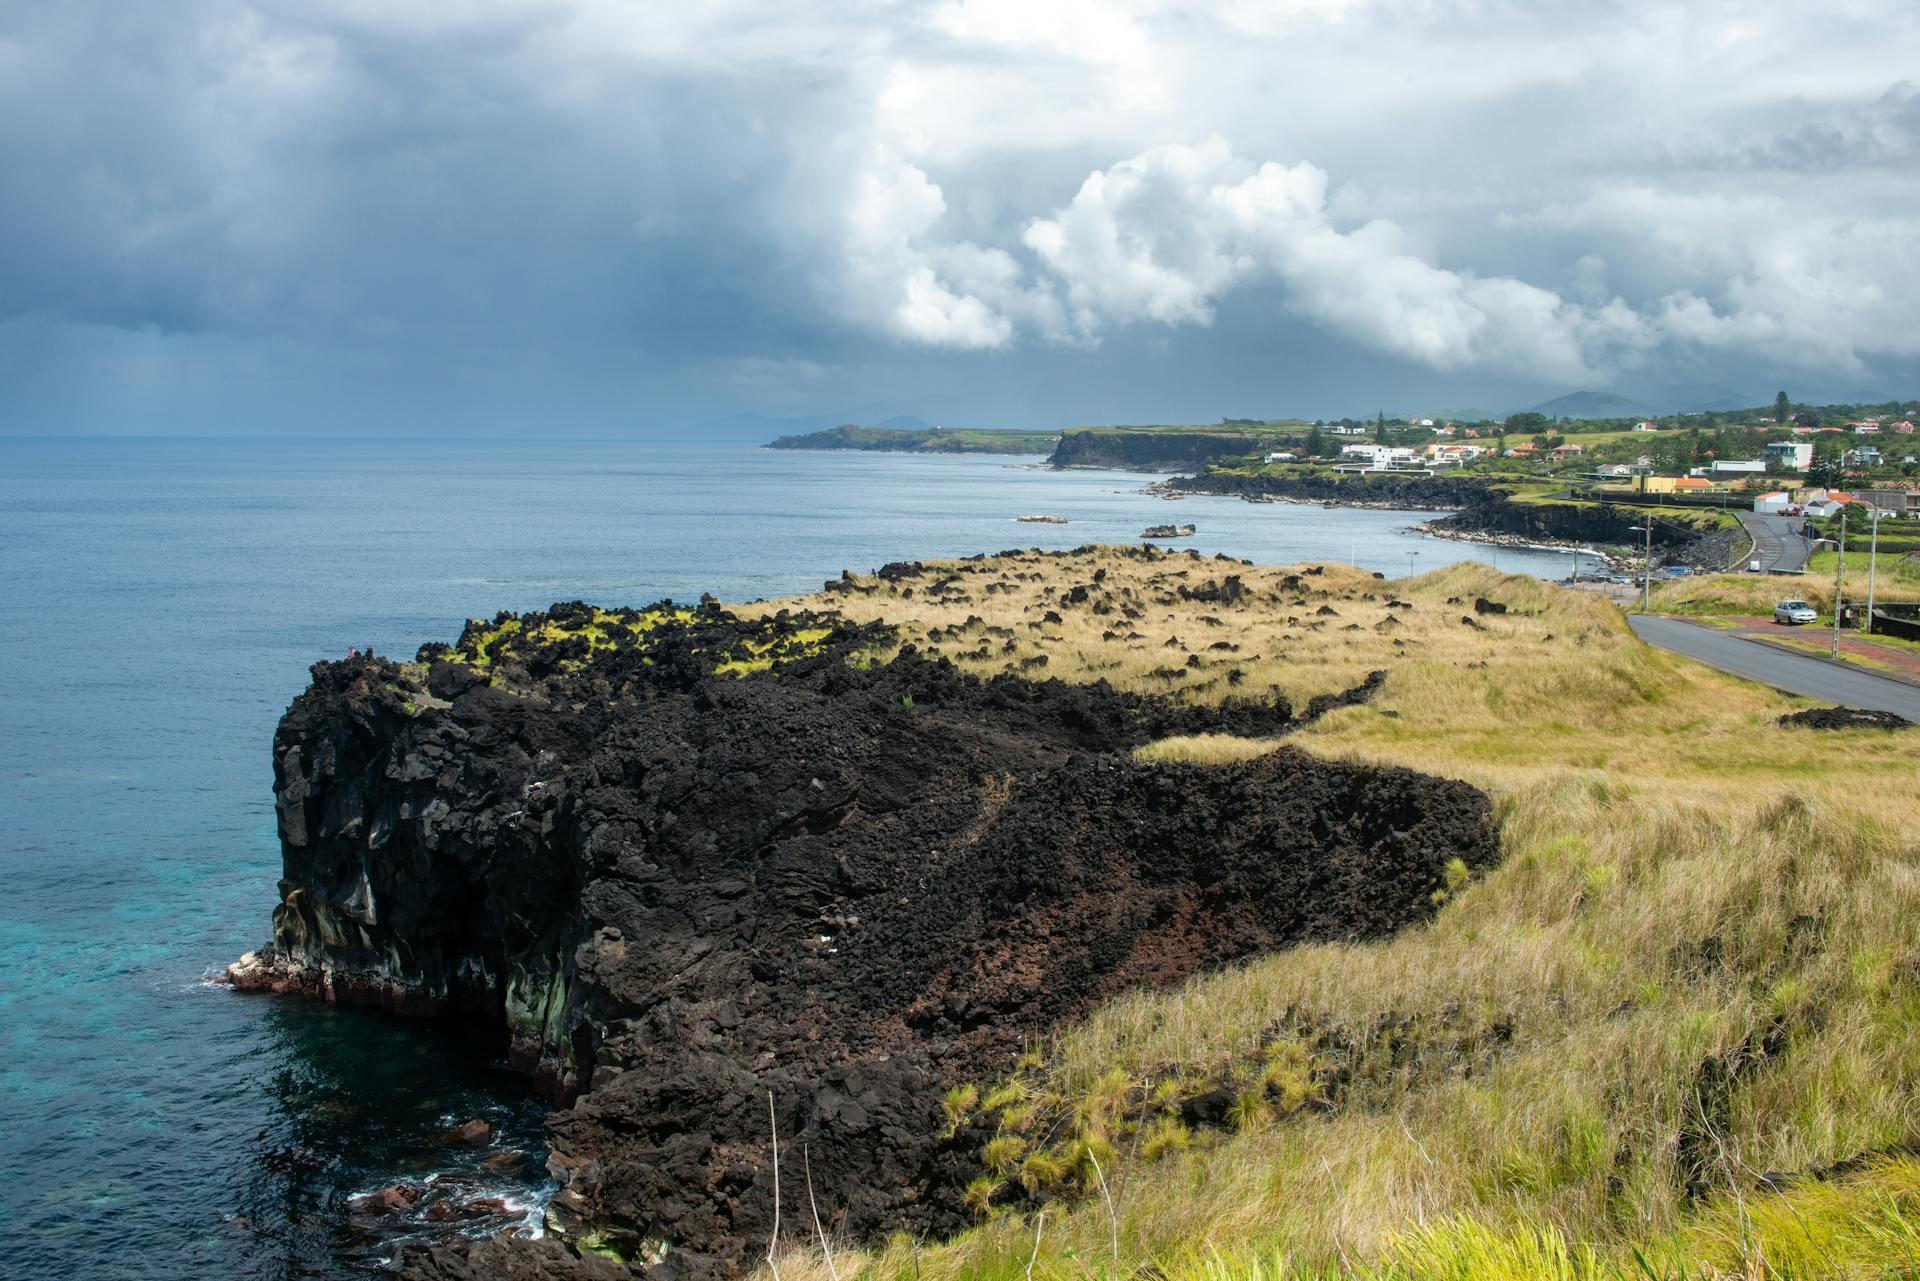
1375,411,1388,444
1807,440,1847,489
1793,410,1819,428
1504,411,1548,434
1774,390,1790,424
1304,423,1325,458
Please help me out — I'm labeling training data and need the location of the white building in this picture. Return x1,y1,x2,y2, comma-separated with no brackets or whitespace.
1263,451,1297,463
1753,492,1792,514
1765,440,1812,469
1339,443,1421,469
1709,459,1767,476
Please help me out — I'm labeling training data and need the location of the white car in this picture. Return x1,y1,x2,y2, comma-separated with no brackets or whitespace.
1774,599,1818,625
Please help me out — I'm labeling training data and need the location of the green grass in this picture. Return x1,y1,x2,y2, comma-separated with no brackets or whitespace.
739,550,1920,1281
1806,550,1920,598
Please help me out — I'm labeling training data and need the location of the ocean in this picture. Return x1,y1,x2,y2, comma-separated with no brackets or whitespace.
0,437,1585,1280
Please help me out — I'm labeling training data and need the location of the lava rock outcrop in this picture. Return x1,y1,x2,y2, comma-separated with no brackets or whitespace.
1778,706,1912,731
228,601,1498,1278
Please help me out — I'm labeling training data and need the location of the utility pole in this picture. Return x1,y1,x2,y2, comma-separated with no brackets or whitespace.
1865,505,1881,635
1641,522,1653,613
1830,506,1848,659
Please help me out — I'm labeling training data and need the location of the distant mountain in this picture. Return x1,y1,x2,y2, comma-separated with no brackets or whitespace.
1525,391,1655,420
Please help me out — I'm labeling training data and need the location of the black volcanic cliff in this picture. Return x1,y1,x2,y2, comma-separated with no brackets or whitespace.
1161,468,1499,509
1048,430,1281,470
230,594,1498,1279
1429,497,1741,567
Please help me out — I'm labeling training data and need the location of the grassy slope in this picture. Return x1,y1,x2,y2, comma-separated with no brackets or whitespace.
1806,551,1920,598
732,547,1920,1281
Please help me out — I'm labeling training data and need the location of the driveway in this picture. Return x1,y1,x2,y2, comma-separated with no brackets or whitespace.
1733,510,1812,574
1628,615,1920,720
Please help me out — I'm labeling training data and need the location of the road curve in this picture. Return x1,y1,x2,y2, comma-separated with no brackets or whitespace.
1733,510,1812,574
1629,615,1920,720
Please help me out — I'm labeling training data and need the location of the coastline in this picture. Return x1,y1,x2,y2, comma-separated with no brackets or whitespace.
1147,470,1498,512
1414,520,1628,570
1145,480,1467,513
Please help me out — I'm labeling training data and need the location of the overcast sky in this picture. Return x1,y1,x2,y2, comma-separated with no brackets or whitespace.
3,1,1918,435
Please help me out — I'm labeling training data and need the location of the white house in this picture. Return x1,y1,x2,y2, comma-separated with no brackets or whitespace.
1753,492,1792,514
1339,443,1421,469
1263,451,1297,463
1709,459,1767,476
1632,422,1658,432
1765,440,1813,469
1845,446,1883,467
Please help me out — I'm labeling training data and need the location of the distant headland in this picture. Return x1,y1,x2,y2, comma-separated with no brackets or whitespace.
766,423,1059,454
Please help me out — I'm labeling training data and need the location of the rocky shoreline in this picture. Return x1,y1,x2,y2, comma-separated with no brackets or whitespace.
1414,522,1630,571
1424,497,1741,572
1150,470,1500,510
226,563,1501,1280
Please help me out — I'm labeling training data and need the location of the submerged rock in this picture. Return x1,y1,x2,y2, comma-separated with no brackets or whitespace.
445,1118,492,1146
228,600,1497,1278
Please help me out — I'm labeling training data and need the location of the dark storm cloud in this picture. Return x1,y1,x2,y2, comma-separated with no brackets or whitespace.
1,0,1916,434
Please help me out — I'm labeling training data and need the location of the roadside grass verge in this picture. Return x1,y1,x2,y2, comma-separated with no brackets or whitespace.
741,548,1920,1281
1649,573,1834,617
1756,633,1914,676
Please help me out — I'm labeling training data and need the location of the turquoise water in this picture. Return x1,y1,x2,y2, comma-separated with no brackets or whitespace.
0,438,1582,1279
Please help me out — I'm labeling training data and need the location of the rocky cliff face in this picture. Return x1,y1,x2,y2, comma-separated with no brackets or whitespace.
1048,431,1278,470
1160,469,1498,509
230,596,1498,1279
1429,498,1740,568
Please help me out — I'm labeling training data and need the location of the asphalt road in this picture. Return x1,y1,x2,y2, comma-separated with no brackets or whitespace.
1629,614,1920,719
1733,510,1813,573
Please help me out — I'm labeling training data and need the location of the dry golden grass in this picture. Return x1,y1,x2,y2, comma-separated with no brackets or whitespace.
1649,572,1834,616
733,545,1920,1281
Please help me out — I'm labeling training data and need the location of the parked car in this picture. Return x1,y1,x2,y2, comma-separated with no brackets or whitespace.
1774,599,1818,625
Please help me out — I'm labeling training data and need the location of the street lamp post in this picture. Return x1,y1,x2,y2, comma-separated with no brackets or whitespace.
1629,524,1653,613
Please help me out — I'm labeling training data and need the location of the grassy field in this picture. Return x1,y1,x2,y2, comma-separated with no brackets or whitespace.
731,546,1920,1281
1648,573,1834,617
1806,550,1920,599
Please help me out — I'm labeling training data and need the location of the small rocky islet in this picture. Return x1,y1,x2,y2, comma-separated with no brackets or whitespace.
227,548,1500,1280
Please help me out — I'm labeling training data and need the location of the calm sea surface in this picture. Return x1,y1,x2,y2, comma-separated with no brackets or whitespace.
0,438,1586,1280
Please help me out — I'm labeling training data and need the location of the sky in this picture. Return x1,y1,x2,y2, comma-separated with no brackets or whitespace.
2,0,1918,436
